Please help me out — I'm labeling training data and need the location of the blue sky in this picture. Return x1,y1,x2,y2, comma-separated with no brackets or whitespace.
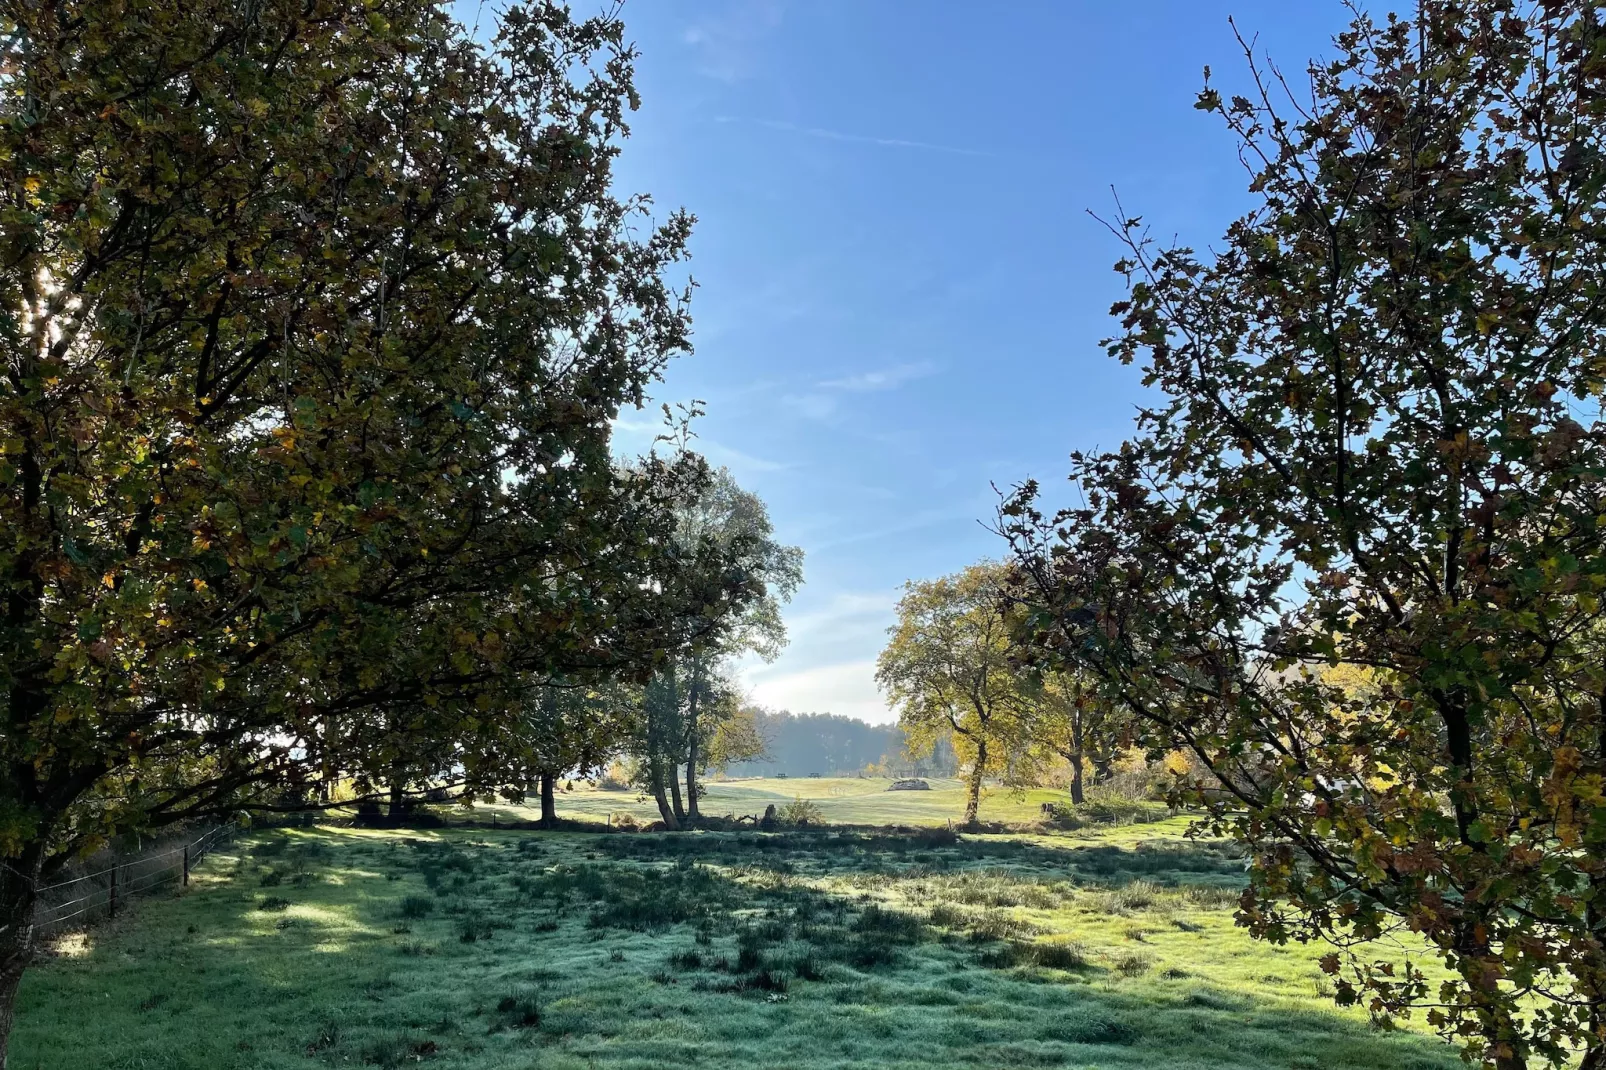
605,1,1353,723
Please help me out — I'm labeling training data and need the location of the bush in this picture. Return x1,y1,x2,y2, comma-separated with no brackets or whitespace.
1113,951,1154,976
1031,940,1089,970
398,895,434,919
456,913,493,943
852,903,924,943
776,797,825,827
495,992,541,1028
1038,1008,1136,1045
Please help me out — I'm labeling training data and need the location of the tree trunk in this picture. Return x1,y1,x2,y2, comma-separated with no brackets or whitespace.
685,737,700,822
1478,981,1527,1070
0,857,41,1070
668,761,685,822
1091,753,1115,783
388,758,407,820
650,758,679,831
684,660,702,822
1492,1050,1526,1070
964,737,987,827
539,771,556,826
1069,702,1085,805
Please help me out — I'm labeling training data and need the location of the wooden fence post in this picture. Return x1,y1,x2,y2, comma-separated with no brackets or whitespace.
109,865,119,918
182,845,190,887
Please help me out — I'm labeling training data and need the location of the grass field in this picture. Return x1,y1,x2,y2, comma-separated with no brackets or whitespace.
482,776,1099,828
11,789,1466,1070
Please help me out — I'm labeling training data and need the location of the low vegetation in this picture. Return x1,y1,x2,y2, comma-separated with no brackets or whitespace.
12,817,1462,1070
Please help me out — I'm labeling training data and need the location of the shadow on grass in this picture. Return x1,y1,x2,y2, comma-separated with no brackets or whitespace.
592,826,1249,888
12,827,1461,1070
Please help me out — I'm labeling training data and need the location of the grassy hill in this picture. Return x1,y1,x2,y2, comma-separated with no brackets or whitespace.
11,819,1462,1070
483,775,1095,828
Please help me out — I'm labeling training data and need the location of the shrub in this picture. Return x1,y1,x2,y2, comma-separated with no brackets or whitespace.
1038,1008,1136,1046
1031,940,1089,970
1113,951,1154,977
456,913,493,943
791,952,825,981
852,903,923,943
398,895,434,919
308,1020,341,1053
495,993,541,1028
776,797,825,827
735,943,765,973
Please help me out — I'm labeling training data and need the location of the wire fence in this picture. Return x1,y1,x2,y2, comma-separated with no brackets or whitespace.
32,823,239,939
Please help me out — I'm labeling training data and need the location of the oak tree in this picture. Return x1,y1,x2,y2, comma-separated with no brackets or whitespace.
877,562,1031,826
1002,4,1606,1066
0,0,722,1057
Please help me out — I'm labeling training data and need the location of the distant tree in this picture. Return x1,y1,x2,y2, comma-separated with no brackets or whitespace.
877,562,1031,826
704,700,768,775
1002,5,1606,1067
1021,672,1128,804
626,469,802,825
0,0,725,1057
720,708,937,778
673,469,802,819
520,681,632,826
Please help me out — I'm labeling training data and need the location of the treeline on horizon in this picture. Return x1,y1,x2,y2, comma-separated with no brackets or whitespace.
720,709,958,779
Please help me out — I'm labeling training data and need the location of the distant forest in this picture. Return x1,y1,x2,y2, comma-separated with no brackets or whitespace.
722,709,958,779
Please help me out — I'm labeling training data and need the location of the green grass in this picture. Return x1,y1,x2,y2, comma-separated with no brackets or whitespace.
11,823,1463,1070
482,775,1166,829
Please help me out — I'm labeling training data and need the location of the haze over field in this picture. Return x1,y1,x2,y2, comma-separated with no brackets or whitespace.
605,1,1353,722
6,2,1606,1068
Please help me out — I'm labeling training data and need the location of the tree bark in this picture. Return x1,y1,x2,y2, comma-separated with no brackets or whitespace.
685,738,700,822
1069,700,1085,805
388,758,407,821
539,771,556,826
0,854,41,1070
1091,753,1115,783
649,758,679,831
684,659,702,822
668,761,685,822
964,737,987,827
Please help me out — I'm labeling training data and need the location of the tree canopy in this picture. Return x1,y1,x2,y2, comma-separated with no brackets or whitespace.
877,562,1031,826
1001,4,1606,1067
0,0,740,1057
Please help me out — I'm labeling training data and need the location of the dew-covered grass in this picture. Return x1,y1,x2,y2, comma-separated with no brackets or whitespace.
11,823,1462,1070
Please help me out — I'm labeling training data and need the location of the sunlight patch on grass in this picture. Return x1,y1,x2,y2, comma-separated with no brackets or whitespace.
12,823,1465,1070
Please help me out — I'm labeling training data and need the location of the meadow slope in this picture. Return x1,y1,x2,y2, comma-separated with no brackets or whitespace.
11,794,1463,1070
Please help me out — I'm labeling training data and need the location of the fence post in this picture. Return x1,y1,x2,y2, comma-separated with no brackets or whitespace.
182,844,190,887
109,865,119,918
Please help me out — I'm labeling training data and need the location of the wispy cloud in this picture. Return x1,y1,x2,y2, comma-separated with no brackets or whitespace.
783,393,838,421
741,658,894,723
782,362,937,423
682,1,784,83
807,507,977,554
820,361,935,393
720,116,993,159
699,438,791,475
